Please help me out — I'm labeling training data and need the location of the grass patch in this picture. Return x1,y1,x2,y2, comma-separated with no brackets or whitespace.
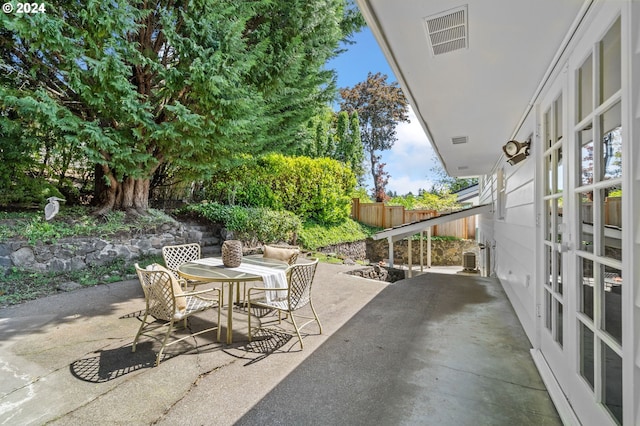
298,218,379,251
309,251,368,265
0,206,173,306
0,254,162,307
0,207,175,244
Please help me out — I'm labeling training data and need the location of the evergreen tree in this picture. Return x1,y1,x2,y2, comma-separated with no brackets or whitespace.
334,110,364,184
302,108,364,183
0,0,364,214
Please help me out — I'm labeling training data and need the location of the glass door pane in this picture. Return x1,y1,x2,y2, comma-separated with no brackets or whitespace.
580,257,594,320
580,322,595,389
599,18,621,105
573,16,623,424
603,345,623,423
577,53,593,122
541,96,564,349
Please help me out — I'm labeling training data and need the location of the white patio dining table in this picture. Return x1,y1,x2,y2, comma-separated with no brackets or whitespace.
177,254,289,344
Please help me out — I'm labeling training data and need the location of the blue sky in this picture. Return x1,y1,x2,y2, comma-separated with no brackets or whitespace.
326,28,438,195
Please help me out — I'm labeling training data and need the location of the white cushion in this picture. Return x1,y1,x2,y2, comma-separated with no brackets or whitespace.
263,246,298,263
147,263,187,313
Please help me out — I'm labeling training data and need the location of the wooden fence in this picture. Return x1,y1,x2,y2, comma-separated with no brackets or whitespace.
604,197,621,226
577,196,621,229
351,199,477,239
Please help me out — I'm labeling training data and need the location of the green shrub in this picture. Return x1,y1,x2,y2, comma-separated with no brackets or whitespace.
181,202,301,245
205,154,355,224
298,218,379,251
0,176,65,207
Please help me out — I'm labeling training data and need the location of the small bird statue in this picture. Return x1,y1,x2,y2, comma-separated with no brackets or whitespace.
44,197,66,221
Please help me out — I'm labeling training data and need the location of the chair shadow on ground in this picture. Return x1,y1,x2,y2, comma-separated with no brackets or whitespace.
70,309,155,383
224,306,312,366
70,310,221,383
238,328,295,365
70,341,157,383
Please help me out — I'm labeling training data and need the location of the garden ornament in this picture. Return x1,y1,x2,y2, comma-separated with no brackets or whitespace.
44,197,66,221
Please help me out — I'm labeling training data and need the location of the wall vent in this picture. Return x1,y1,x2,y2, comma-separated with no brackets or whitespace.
424,6,468,56
451,136,468,145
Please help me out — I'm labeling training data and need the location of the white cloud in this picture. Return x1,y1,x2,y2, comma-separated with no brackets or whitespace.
387,175,434,196
379,107,437,195
395,107,432,151
358,107,440,196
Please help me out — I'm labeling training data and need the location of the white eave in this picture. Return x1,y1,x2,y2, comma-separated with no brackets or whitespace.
355,0,591,177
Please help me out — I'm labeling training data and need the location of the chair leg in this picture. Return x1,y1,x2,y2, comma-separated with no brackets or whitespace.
155,319,175,367
247,299,253,342
309,300,323,334
289,312,304,349
132,311,150,353
216,300,222,342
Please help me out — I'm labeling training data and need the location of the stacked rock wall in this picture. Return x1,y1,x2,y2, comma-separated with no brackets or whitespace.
0,221,220,273
1,223,478,273
316,238,479,266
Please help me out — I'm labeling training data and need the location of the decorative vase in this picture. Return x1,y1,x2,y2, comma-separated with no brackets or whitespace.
222,240,243,267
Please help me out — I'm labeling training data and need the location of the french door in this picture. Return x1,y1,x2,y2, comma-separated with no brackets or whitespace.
539,83,568,386
573,16,623,424
538,15,623,425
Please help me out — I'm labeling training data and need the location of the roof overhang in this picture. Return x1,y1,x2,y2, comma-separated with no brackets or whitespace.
374,203,493,242
355,0,590,177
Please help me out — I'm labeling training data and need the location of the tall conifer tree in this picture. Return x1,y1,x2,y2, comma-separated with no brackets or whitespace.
0,0,364,213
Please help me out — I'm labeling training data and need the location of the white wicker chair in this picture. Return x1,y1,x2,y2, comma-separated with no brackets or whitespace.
162,243,201,282
162,243,221,294
132,263,221,366
247,259,321,349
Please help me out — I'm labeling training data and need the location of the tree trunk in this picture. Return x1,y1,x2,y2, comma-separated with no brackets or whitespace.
370,151,380,201
94,166,151,216
122,177,150,214
93,164,118,215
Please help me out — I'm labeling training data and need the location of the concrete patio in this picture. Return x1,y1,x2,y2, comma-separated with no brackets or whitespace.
0,262,561,425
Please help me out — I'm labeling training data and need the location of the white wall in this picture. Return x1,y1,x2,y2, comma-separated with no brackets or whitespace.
479,118,537,344
480,3,640,424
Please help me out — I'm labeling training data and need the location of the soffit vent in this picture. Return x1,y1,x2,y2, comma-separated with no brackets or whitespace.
451,136,468,145
424,5,468,56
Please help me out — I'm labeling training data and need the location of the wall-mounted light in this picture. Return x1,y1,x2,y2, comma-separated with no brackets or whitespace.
502,139,530,165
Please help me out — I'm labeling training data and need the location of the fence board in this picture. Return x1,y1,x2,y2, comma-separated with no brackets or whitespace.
605,197,621,227
351,199,477,239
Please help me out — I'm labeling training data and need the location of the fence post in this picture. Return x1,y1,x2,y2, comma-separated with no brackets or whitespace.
382,203,386,229
352,198,360,220
427,227,432,268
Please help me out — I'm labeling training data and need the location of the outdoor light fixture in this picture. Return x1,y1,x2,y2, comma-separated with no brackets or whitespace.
502,139,530,165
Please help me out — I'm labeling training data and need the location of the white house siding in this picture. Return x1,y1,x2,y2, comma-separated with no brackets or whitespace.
478,119,538,344
479,2,640,424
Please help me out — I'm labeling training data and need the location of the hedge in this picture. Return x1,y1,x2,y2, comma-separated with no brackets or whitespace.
206,154,355,224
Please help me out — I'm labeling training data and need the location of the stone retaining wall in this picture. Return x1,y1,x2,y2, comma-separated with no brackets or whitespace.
0,220,219,273
317,238,478,266
367,238,479,266
1,221,478,273
315,240,367,260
